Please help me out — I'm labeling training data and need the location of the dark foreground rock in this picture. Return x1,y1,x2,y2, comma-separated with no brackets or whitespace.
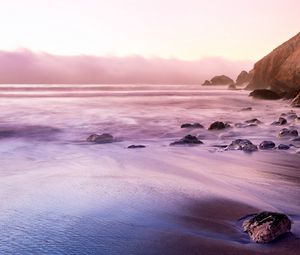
226,139,258,152
170,135,203,146
272,117,287,126
208,121,230,130
87,133,114,143
181,123,204,129
243,211,292,243
259,141,276,150
249,89,282,100
128,145,146,149
278,128,298,138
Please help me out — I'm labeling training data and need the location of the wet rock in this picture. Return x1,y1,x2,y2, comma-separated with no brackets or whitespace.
278,128,298,138
272,117,287,126
259,141,276,150
245,118,262,124
87,133,114,143
243,211,292,243
277,144,290,150
202,80,211,86
249,89,282,100
226,139,258,152
208,121,230,130
170,135,203,146
128,145,146,149
181,123,204,129
241,107,252,111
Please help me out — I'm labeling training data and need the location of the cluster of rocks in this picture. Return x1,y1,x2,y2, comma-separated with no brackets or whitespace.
87,113,299,151
202,71,253,90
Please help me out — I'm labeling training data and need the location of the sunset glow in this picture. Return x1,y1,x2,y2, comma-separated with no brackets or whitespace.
0,0,299,61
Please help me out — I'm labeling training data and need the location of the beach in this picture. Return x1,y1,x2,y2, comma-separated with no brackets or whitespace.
0,84,299,254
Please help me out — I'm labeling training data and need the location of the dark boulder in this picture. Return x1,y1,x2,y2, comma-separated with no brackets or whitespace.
87,133,114,143
181,123,204,129
208,121,230,130
249,89,282,100
170,135,203,146
243,211,292,243
259,141,276,150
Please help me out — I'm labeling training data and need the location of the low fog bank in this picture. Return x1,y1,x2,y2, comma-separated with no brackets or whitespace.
0,50,253,84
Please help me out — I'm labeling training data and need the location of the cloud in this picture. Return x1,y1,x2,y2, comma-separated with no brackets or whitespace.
0,49,253,84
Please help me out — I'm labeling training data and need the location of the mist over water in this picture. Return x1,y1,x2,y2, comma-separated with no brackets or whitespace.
0,84,299,254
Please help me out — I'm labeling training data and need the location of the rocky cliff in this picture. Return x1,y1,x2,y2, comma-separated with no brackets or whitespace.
247,32,300,93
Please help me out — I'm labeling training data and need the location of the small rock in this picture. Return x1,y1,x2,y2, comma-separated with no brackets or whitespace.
170,135,203,146
128,145,146,149
245,118,262,124
208,121,230,130
181,123,204,129
278,128,298,138
87,133,114,143
281,111,298,120
259,141,276,150
241,107,252,111
243,211,292,243
272,117,287,126
226,139,258,152
277,144,290,150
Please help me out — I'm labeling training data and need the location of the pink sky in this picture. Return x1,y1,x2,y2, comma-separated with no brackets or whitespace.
0,0,299,60
0,0,298,84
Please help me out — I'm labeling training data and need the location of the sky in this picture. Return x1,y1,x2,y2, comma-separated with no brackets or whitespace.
0,0,299,83
0,0,299,60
